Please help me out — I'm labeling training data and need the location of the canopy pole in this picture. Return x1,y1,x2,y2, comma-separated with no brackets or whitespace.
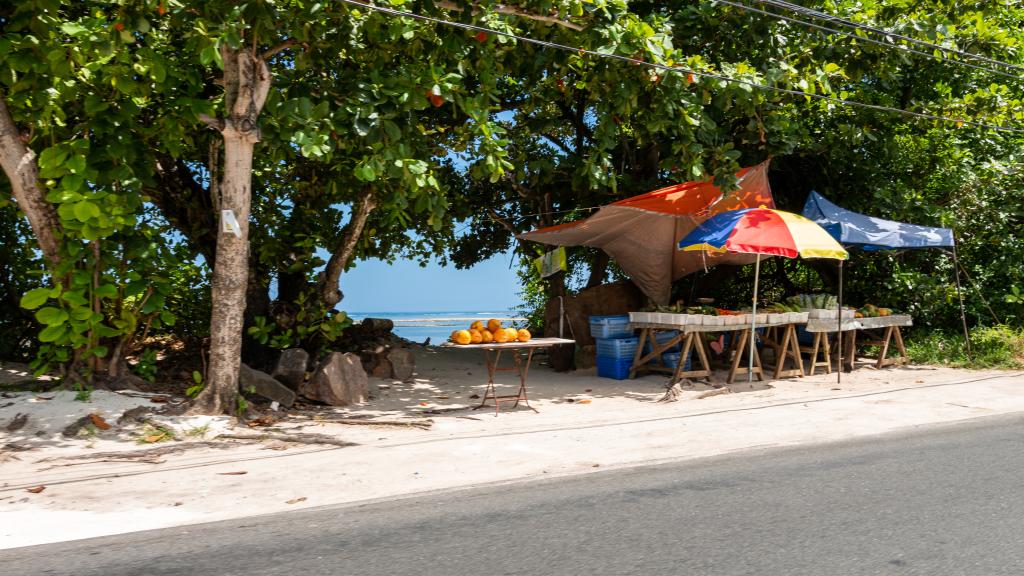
952,233,972,360
749,254,761,383
837,259,843,385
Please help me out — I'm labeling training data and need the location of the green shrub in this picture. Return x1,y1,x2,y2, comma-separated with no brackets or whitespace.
907,325,1024,369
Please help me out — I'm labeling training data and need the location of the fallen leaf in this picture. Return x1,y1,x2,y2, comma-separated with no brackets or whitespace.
831,388,841,391
150,396,170,403
566,398,575,403
577,399,592,404
89,413,112,430
217,471,247,476
143,432,168,443
247,416,276,427
585,389,592,393
286,497,307,505
592,464,600,468
26,485,45,494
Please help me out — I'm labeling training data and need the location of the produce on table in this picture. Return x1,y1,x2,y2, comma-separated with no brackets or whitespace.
449,320,532,344
856,304,894,318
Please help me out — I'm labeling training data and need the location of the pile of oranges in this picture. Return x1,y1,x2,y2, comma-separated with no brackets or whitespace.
450,318,531,345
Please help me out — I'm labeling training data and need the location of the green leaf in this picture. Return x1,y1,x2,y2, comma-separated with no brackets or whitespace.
60,22,88,36
73,200,100,222
20,288,52,310
35,306,69,326
95,284,118,299
38,324,68,343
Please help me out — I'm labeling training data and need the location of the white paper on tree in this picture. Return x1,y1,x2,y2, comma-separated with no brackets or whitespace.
221,209,242,238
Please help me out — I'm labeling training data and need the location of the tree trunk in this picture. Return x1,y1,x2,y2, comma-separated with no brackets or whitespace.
0,95,62,269
319,187,377,309
190,48,271,416
585,250,610,288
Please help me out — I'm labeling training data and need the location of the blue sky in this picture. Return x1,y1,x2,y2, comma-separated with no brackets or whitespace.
341,251,524,313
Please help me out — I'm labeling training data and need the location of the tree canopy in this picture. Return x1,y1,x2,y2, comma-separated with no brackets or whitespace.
2,0,1023,411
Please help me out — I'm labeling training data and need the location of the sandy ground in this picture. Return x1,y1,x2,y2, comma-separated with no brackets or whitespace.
1,349,1023,549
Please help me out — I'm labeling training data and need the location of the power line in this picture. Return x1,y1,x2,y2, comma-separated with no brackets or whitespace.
758,0,1024,74
717,0,1021,81
336,0,1024,133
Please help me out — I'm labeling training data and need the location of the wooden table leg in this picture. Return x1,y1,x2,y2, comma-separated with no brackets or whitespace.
773,324,805,379
628,328,650,379
806,332,832,376
727,329,764,384
893,326,908,365
671,332,713,384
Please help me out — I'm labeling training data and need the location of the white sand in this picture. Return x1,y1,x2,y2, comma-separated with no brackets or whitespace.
2,348,1022,549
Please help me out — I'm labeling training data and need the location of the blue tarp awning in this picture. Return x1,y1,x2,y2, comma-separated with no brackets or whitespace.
801,191,954,250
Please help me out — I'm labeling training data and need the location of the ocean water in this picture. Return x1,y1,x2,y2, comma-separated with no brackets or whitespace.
348,311,527,344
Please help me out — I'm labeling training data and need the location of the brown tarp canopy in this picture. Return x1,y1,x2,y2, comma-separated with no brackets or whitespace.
518,161,775,304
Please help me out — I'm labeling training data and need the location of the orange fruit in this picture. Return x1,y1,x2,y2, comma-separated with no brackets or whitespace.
487,318,502,333
450,330,459,342
481,329,494,343
453,330,472,345
505,328,518,342
493,328,510,343
470,320,485,331
516,329,532,342
469,329,483,344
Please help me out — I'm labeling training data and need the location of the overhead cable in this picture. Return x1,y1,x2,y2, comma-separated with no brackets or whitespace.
335,0,1024,133
716,0,1021,81
757,0,1024,74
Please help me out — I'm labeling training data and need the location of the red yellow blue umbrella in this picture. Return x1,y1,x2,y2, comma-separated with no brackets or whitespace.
679,207,848,381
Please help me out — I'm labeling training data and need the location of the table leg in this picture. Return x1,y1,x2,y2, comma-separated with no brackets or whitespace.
893,326,908,365
773,324,805,379
473,348,538,416
629,328,650,379
727,329,764,384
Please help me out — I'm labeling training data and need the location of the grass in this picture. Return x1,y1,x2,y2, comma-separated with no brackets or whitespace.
907,325,1024,370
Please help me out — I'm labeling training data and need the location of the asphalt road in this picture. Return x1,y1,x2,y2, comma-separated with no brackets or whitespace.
6,414,1024,576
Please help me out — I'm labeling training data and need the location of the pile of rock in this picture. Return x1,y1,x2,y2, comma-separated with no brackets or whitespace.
240,317,416,407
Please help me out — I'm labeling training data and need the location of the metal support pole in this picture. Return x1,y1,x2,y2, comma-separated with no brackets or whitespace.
837,259,843,385
952,234,972,359
749,254,761,383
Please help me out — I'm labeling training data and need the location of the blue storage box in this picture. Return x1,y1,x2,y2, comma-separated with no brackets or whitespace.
643,330,681,354
661,351,693,372
596,337,639,359
796,325,814,346
589,315,632,339
596,355,633,380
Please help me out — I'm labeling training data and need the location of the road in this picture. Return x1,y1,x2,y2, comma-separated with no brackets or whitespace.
5,414,1024,575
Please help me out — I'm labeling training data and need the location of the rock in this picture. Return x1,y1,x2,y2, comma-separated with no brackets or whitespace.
388,348,415,381
239,363,296,408
575,344,597,370
299,352,368,406
370,359,392,379
271,348,309,390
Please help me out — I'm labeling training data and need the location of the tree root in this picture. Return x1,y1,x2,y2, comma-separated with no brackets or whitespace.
657,382,684,403
215,432,356,447
36,441,236,463
295,412,433,429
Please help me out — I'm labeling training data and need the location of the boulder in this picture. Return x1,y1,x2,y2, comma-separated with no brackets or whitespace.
361,317,394,336
388,348,415,381
271,348,309,390
370,359,392,379
299,352,368,406
239,363,297,408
